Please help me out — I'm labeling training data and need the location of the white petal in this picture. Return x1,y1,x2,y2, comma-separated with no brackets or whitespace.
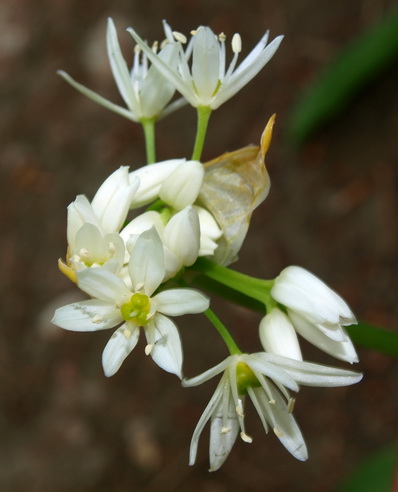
159,160,204,209
260,353,363,387
252,385,308,461
129,159,186,207
192,27,220,105
120,211,164,243
77,268,131,302
57,70,138,122
67,195,103,249
139,42,179,118
259,309,303,361
106,18,137,112
182,355,236,387
52,300,121,331
102,322,140,376
242,354,299,392
213,35,284,109
129,227,165,296
146,314,183,378
188,373,226,466
209,380,240,471
154,288,209,316
162,207,200,266
289,311,358,363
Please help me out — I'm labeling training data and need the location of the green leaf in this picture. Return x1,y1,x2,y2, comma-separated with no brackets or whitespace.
347,322,398,358
288,8,398,145
338,444,397,492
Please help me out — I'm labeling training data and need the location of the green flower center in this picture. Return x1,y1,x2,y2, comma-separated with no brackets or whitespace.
236,361,261,395
121,293,151,326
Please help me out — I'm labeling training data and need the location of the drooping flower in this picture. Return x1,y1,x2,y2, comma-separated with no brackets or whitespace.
271,266,359,363
128,22,284,110
58,18,185,122
53,228,210,378
183,352,362,470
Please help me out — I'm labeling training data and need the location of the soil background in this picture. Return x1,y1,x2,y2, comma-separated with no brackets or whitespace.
1,1,397,491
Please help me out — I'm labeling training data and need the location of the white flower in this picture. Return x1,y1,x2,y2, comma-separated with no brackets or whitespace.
60,167,139,282
58,18,185,122
271,266,359,363
259,308,303,361
128,22,283,109
183,352,362,470
53,228,209,378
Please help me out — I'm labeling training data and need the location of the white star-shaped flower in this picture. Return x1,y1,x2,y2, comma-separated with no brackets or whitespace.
128,22,283,109
58,18,185,122
183,352,362,470
53,228,209,378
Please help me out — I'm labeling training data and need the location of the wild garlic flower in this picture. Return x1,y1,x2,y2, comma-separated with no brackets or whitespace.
60,167,139,282
53,228,209,378
271,266,359,363
58,18,185,122
128,22,283,110
183,353,362,471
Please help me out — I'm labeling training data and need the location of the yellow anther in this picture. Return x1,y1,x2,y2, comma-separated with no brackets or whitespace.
273,428,284,437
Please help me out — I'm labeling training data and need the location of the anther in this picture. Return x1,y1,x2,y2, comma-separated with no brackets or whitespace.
240,432,253,443
273,428,284,437
218,32,226,42
287,397,296,414
145,344,153,355
172,31,187,44
92,315,103,324
221,426,231,434
123,329,131,339
235,405,244,418
232,33,242,54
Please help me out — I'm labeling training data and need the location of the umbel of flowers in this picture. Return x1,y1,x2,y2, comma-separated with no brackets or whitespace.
53,18,362,471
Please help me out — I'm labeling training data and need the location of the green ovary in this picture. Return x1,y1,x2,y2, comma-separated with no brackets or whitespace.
236,362,261,395
121,293,151,326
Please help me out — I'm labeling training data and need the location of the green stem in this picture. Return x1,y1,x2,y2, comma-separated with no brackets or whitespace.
190,257,275,308
204,308,242,355
191,106,212,161
141,117,156,164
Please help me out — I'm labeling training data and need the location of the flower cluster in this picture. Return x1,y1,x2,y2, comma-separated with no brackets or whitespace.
53,18,362,472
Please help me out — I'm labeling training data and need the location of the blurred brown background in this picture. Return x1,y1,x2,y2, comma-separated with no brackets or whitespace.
1,0,397,490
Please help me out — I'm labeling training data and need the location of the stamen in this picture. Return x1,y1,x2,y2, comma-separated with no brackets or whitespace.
92,315,103,324
287,397,296,414
123,328,131,339
240,432,253,443
108,241,115,254
218,32,226,42
134,44,141,54
232,33,242,54
190,29,198,36
172,31,187,44
221,426,231,434
145,343,153,355
269,398,276,405
273,428,284,437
